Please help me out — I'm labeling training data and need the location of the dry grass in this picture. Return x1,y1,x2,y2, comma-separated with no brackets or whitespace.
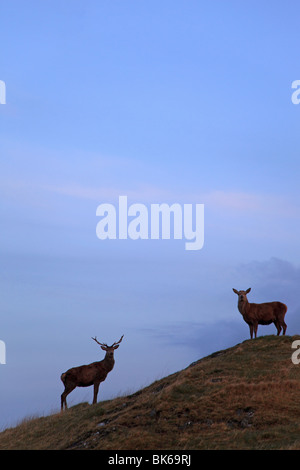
1,335,300,450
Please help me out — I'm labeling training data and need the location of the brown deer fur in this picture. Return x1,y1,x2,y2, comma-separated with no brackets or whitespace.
61,335,123,411
233,288,287,339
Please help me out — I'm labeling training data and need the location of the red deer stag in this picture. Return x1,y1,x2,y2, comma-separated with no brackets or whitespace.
233,288,287,339
61,335,124,411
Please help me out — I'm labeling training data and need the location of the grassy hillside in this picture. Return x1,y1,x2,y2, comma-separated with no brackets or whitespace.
1,334,300,450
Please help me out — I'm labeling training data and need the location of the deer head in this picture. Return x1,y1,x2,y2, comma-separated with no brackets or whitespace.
233,288,251,303
91,335,124,359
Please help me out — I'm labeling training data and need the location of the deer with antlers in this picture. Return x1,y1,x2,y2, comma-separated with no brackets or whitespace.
60,335,124,411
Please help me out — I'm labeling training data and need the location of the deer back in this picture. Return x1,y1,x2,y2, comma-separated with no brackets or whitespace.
242,301,287,324
64,357,114,387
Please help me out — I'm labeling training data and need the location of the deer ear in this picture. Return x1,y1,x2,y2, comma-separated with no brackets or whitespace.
113,344,120,350
246,288,251,294
101,346,107,351
232,288,238,294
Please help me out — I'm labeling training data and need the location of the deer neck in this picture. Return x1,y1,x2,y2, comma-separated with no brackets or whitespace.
101,354,115,372
238,298,250,316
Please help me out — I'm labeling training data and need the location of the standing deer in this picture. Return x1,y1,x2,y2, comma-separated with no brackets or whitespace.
60,335,124,411
233,288,287,339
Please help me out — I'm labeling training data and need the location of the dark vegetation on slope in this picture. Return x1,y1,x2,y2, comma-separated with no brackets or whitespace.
0,335,300,450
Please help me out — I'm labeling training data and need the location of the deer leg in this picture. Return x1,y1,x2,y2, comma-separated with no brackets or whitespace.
249,324,254,339
276,322,282,336
93,382,100,405
61,383,76,412
61,390,69,412
282,321,287,335
253,323,258,338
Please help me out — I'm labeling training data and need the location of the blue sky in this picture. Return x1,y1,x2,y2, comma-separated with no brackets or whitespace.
1,1,300,429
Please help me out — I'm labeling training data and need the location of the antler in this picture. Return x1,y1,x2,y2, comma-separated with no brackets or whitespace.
112,335,124,347
91,336,108,347
92,335,124,348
